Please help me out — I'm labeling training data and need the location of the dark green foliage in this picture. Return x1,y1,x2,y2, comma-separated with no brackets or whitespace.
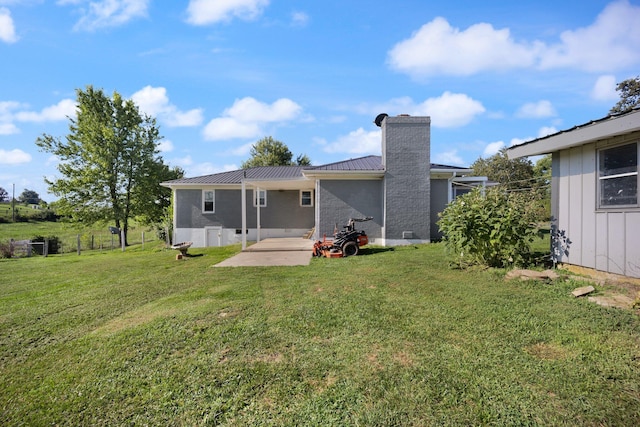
241,136,311,168
437,187,540,268
18,189,41,205
610,75,640,114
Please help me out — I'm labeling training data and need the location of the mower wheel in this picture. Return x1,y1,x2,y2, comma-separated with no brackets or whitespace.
342,241,359,257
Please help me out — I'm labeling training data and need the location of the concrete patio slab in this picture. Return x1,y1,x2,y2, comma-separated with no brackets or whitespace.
213,237,315,267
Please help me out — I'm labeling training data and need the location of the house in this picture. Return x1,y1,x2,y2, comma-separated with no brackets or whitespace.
507,108,640,279
161,115,485,248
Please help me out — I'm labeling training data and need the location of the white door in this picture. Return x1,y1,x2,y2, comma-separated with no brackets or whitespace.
205,227,223,247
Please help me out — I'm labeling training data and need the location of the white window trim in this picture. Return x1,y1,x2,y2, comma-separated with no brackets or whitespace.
300,190,314,207
597,141,638,209
202,189,215,213
253,189,267,207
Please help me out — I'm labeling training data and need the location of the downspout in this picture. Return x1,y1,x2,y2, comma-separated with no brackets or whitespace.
256,186,261,243
447,172,457,203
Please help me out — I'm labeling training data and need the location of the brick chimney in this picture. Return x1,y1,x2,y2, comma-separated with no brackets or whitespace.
379,114,431,244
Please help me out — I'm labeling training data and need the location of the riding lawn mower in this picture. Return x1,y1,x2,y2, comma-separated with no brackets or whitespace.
313,217,373,258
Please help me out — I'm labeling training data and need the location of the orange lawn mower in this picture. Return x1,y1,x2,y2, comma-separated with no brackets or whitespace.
313,216,373,258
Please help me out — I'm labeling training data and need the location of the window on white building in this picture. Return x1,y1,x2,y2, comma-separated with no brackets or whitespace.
253,189,267,207
300,190,313,207
598,142,638,207
203,190,215,213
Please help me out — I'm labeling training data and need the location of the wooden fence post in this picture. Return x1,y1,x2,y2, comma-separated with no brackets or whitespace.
77,234,81,255
121,229,125,252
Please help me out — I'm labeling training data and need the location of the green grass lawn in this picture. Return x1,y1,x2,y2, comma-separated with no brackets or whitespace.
1,242,639,425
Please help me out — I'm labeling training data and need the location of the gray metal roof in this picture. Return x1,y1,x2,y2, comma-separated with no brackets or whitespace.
305,155,384,171
163,166,306,185
161,155,470,186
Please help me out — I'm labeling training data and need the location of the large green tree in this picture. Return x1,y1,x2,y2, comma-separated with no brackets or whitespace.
610,76,640,114
241,136,311,168
36,86,183,245
471,147,535,191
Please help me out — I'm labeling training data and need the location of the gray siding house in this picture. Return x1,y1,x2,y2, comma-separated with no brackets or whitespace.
162,115,482,248
508,108,640,279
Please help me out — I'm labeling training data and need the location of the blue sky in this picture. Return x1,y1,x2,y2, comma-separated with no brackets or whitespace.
1,0,639,201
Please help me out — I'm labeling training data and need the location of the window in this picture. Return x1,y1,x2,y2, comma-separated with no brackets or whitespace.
253,189,267,207
203,190,215,213
300,190,314,207
598,142,638,207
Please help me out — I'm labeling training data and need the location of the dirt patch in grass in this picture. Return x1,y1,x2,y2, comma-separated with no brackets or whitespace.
524,342,574,361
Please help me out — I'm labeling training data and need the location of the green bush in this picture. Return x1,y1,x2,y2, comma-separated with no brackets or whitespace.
0,241,11,258
437,187,540,268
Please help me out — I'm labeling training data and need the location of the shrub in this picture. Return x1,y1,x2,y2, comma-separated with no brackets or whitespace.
0,241,12,258
437,187,541,268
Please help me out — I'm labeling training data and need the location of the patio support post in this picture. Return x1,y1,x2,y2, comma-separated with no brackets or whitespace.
256,187,261,242
241,176,247,250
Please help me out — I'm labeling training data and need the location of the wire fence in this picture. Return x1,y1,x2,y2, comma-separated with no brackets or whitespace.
2,230,164,258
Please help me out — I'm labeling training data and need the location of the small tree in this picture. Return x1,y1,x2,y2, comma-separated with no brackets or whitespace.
437,187,541,268
0,187,8,202
18,189,40,205
610,76,640,114
241,136,311,168
471,147,534,190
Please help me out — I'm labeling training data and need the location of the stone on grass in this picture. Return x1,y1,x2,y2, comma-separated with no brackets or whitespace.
505,269,559,282
572,285,595,297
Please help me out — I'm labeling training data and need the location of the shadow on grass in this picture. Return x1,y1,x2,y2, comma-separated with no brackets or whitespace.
359,247,395,256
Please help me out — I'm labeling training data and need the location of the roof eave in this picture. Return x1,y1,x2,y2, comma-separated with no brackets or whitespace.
507,109,640,159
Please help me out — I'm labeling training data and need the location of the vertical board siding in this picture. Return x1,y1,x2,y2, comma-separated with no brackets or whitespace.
626,212,640,277
557,151,571,264
595,213,609,272
581,145,597,269
607,213,626,275
568,147,583,266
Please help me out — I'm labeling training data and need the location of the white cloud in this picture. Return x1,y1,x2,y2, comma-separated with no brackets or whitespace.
186,0,269,25
482,141,505,157
433,150,465,166
0,148,31,165
411,92,485,128
69,0,149,32
388,17,539,78
157,139,174,153
130,86,203,127
537,126,558,138
591,75,618,101
0,122,18,134
356,93,484,128
0,7,18,43
202,97,302,141
14,99,76,122
291,11,308,27
515,100,556,118
387,1,640,78
204,117,261,140
321,128,381,155
539,0,640,72
228,142,254,156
